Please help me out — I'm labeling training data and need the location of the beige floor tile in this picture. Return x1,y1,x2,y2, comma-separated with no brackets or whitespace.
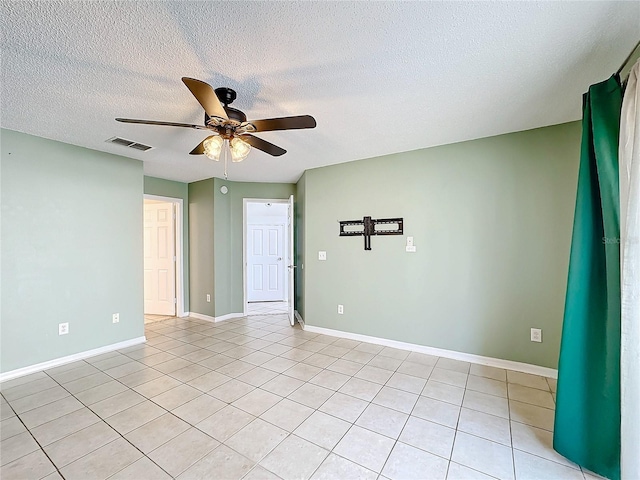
18,395,84,428
151,384,202,410
64,372,113,394
334,425,395,473
226,418,288,462
216,360,256,378
187,370,232,392
117,367,164,388
241,350,276,366
399,415,455,458
457,408,511,446
9,386,70,414
125,413,190,453
326,358,363,376
47,363,99,384
260,398,315,432
196,405,255,442
209,378,256,403
0,372,48,391
386,372,426,394
263,357,299,374
508,383,555,409
260,435,329,480
297,341,328,353
260,343,292,356
133,375,182,398
513,449,583,480
311,453,377,480
406,352,439,366
303,353,337,369
318,391,368,423
466,375,507,398
462,390,509,419
148,427,219,478
469,365,507,382
75,380,129,405
44,421,119,467
181,348,216,364
337,377,383,402
110,456,172,479
283,363,323,381
0,431,40,466
451,431,514,480
139,351,177,367
104,400,165,435
510,421,578,468
422,380,465,406
342,350,376,364
167,364,212,383
288,383,334,409
30,407,101,446
372,386,418,414
103,360,148,379
90,389,146,418
309,370,350,391
354,343,384,354
0,399,15,421
280,347,314,362
154,358,194,375
355,365,394,385
367,355,403,371
509,400,555,431
446,462,495,479
261,374,304,397
0,416,26,441
0,448,56,480
318,344,350,358
232,388,282,416
171,394,226,425
236,367,279,387
1,377,58,401
379,347,410,361
178,444,254,480
436,358,471,374
506,371,549,391
382,441,449,480
546,377,557,393
60,437,142,480
294,411,351,450
356,403,408,439
396,361,433,379
411,396,461,428
429,368,468,388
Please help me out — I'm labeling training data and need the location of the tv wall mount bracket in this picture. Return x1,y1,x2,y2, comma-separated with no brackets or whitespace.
339,216,404,250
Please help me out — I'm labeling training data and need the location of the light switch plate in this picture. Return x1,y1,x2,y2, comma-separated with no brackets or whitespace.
406,246,416,252
407,236,414,246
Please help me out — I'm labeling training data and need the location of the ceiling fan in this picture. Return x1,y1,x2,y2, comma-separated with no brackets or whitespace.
116,77,316,169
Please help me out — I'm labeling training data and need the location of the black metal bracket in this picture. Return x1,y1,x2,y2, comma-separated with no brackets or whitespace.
339,216,403,250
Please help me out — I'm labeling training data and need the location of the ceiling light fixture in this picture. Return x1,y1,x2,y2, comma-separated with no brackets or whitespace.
202,135,252,179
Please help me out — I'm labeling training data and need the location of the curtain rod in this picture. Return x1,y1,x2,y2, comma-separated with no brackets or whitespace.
616,40,640,76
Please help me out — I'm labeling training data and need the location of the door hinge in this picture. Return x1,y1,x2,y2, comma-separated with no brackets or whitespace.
173,298,177,304
173,256,177,262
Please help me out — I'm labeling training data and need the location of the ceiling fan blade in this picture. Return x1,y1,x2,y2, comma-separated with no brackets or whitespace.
239,134,287,156
189,136,216,155
249,115,316,132
182,77,229,120
116,118,209,130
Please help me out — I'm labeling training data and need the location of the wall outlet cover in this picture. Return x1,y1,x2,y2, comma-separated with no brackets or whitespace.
406,245,417,252
338,304,344,314
59,323,69,335
112,313,119,323
530,328,542,343
318,251,327,261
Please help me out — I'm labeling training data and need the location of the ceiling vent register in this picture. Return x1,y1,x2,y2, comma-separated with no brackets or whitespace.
106,137,153,151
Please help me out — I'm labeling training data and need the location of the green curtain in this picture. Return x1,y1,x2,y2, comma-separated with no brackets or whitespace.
554,75,622,480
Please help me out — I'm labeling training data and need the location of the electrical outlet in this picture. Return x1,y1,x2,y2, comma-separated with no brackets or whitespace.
206,294,211,302
59,323,69,335
318,251,327,261
112,313,119,324
338,304,344,314
406,245,416,252
531,328,542,343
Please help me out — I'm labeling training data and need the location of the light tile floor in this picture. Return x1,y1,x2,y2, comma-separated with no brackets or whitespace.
0,315,605,480
246,302,289,315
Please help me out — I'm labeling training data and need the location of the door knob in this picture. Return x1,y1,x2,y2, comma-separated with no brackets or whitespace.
278,257,282,261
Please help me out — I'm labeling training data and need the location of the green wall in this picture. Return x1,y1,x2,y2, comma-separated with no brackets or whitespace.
295,173,307,319
188,179,216,317
1,129,144,373
301,122,581,368
144,176,190,313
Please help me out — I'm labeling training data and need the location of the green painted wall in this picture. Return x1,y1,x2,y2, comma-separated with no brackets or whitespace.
143,176,190,312
1,129,144,373
295,173,306,319
188,179,215,317
302,122,581,369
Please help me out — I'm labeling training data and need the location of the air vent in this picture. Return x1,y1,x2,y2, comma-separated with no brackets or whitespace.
106,137,153,152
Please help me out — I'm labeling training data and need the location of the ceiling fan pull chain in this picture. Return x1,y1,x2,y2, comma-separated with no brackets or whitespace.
224,140,229,180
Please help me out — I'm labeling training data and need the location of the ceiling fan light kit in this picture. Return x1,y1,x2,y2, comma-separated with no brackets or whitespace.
116,78,316,178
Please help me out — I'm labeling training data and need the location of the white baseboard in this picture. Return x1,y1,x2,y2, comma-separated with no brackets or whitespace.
303,325,558,379
188,312,245,323
295,310,305,328
0,336,147,383
179,311,190,318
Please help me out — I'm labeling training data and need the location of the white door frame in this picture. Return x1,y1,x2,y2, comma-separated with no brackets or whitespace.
143,194,185,317
243,198,293,316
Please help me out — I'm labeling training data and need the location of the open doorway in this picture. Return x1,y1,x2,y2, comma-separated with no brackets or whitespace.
243,196,295,325
143,195,185,323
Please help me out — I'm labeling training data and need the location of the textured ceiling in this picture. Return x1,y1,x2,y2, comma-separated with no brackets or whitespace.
1,1,638,184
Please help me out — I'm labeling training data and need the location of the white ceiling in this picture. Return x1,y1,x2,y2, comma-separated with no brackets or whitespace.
1,1,638,184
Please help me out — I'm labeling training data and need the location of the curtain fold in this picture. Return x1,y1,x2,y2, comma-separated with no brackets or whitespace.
553,75,622,480
619,60,640,480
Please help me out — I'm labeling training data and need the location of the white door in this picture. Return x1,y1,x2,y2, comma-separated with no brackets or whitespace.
247,224,285,302
287,195,295,326
144,202,176,315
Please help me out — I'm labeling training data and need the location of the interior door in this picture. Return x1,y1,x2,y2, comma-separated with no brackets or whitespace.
247,224,285,302
287,194,295,326
143,201,176,315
